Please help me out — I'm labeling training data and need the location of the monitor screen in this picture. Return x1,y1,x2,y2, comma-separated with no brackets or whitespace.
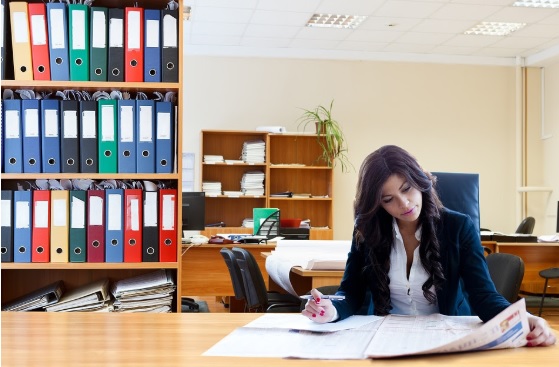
182,192,206,231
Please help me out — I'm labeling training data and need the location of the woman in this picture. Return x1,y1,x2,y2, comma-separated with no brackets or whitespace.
302,145,555,347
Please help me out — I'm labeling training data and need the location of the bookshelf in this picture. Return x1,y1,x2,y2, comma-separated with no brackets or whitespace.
1,0,184,312
200,130,334,240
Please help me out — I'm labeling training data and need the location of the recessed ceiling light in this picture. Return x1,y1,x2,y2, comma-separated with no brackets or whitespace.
512,0,559,8
306,14,367,29
464,22,526,36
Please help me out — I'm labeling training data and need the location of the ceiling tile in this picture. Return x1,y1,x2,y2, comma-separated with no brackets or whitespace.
296,27,354,41
192,22,247,37
240,37,293,48
315,0,385,15
413,19,476,33
375,1,444,18
346,29,405,43
488,7,556,23
289,38,342,49
359,16,422,31
244,24,302,39
192,6,254,23
257,0,321,12
431,4,501,21
250,10,311,26
396,32,455,45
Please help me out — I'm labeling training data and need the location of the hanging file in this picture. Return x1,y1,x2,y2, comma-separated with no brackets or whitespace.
142,190,159,262
46,1,69,81
98,99,117,173
69,190,87,262
124,7,143,82
89,7,107,81
68,3,89,81
1,190,14,262
13,190,32,263
107,7,124,82
155,100,174,173
9,1,33,80
28,2,51,80
143,9,161,82
117,99,136,173
60,100,80,173
87,190,105,262
79,100,98,173
31,190,50,262
3,98,23,173
161,8,178,83
159,189,177,262
21,98,42,173
124,189,142,262
105,189,124,263
50,190,69,262
136,99,155,173
40,99,61,173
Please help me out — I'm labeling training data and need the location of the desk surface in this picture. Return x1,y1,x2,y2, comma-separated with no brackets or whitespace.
2,312,557,367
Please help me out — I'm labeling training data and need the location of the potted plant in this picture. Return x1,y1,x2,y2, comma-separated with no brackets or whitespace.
297,100,353,172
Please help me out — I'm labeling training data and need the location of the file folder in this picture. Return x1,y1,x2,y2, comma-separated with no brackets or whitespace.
1,190,14,262
155,100,174,173
28,2,51,80
9,1,33,80
159,189,177,262
161,8,178,83
136,99,155,173
79,100,98,173
68,3,89,81
40,99,61,173
50,190,69,263
13,190,32,263
107,8,124,82
69,190,87,262
32,190,50,262
142,191,159,262
124,7,143,82
105,189,124,263
89,7,107,81
117,99,136,173
21,98,42,173
143,9,161,82
98,99,117,173
87,190,105,262
124,189,142,262
46,1,69,81
60,100,80,173
1,280,64,311
3,98,23,173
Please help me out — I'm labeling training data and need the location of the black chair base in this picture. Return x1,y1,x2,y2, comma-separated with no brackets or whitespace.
538,268,559,316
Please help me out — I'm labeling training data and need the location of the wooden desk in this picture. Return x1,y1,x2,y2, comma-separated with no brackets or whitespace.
2,312,557,367
496,242,559,295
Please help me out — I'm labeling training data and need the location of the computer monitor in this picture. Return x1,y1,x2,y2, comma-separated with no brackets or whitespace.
182,192,206,231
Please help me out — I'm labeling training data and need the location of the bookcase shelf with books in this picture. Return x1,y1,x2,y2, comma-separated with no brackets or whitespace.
1,0,185,312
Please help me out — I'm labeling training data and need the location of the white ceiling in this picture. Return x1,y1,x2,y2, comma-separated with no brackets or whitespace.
183,0,559,66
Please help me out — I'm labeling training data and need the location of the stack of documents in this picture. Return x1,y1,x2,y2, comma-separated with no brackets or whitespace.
202,181,222,196
2,281,65,311
110,269,176,313
45,278,112,312
241,171,265,196
204,155,224,164
242,218,254,228
242,140,266,163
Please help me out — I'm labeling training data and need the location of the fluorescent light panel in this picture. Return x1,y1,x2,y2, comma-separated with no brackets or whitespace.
306,14,367,29
512,0,559,8
464,21,526,36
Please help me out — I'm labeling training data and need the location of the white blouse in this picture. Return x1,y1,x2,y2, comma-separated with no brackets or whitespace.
388,219,439,315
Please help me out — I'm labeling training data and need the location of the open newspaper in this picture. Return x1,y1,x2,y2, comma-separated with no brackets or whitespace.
203,298,530,359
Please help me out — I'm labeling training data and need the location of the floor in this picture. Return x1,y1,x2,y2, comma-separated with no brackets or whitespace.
192,296,559,330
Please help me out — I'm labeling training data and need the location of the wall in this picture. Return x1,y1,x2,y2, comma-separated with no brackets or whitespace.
183,56,520,239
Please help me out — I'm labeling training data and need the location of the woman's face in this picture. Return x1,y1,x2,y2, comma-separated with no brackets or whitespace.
380,174,422,224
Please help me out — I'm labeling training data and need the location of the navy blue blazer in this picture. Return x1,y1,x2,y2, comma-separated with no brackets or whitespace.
334,209,511,322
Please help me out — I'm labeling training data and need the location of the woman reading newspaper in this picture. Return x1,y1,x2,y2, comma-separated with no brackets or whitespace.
302,145,555,347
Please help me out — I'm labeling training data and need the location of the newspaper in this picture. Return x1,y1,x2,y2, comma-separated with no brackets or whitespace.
204,299,529,360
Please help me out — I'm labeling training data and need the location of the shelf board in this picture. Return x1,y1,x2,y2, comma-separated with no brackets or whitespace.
1,173,179,180
269,197,332,201
1,80,180,91
205,195,266,199
517,186,553,192
0,262,179,270
270,165,332,170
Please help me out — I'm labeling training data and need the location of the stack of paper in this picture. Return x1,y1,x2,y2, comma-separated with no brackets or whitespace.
110,270,176,313
203,155,224,164
2,281,65,311
202,181,222,196
241,171,265,196
242,218,254,228
45,278,112,312
242,140,266,163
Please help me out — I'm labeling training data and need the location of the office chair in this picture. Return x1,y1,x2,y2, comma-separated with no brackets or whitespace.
220,248,247,307
515,217,535,235
232,247,301,312
486,253,525,304
537,267,559,316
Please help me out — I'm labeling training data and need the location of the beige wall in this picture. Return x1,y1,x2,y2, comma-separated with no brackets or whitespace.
183,56,525,239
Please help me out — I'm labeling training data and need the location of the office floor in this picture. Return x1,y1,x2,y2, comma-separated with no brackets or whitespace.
192,296,559,330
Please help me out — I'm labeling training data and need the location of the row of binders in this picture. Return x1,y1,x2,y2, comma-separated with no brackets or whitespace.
2,89,176,174
0,186,179,263
3,0,179,82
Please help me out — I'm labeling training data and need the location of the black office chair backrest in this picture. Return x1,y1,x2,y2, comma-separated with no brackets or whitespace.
515,217,535,235
219,248,245,301
432,172,480,233
486,253,525,303
232,247,269,311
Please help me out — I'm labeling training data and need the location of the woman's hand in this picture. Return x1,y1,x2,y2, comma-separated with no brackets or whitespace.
301,288,337,323
526,314,557,347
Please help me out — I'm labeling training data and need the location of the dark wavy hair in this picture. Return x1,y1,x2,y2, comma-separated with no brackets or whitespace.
354,145,445,315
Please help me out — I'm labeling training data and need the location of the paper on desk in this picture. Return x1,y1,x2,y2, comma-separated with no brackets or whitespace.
244,313,382,332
